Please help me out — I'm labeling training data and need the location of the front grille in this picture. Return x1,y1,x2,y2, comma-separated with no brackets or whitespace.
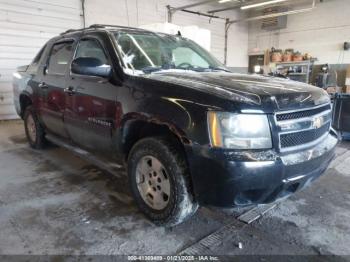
280,122,330,148
276,104,331,121
276,104,332,150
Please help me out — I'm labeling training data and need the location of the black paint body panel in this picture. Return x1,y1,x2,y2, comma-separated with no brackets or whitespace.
15,27,338,208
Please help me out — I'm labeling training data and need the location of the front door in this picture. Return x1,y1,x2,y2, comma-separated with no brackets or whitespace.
64,36,119,154
39,40,75,138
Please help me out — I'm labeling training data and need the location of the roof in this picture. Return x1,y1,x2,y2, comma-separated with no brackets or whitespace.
60,24,151,36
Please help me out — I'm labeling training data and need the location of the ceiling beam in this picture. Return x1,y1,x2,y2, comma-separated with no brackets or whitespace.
181,9,226,20
168,0,220,12
167,0,222,22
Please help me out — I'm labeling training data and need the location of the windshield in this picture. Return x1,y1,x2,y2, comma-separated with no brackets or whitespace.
113,31,228,74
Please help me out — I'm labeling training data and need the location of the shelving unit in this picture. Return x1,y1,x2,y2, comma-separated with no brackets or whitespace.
275,61,313,84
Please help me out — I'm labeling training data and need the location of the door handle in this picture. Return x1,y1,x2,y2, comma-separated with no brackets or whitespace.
39,82,48,89
64,86,76,95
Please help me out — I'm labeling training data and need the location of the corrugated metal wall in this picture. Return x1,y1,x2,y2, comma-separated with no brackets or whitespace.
0,0,82,120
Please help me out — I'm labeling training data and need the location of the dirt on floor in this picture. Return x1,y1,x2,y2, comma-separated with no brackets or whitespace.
0,120,349,260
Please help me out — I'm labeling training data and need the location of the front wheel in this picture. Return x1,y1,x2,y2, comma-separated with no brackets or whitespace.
128,137,198,227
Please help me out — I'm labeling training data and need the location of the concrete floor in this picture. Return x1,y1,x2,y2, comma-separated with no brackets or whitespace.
0,120,350,258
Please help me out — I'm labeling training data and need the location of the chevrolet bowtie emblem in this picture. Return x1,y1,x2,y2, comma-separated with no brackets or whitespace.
312,116,324,129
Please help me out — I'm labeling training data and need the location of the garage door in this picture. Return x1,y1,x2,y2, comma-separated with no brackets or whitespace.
0,0,83,120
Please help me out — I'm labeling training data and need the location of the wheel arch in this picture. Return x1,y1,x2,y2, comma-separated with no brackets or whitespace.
120,114,192,161
19,92,33,119
121,114,198,206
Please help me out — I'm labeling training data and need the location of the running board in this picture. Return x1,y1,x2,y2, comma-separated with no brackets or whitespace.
45,134,124,178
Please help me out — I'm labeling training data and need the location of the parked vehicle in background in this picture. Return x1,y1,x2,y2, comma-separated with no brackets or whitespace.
13,25,338,226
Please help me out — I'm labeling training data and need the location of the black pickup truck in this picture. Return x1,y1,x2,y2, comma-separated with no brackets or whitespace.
13,24,338,226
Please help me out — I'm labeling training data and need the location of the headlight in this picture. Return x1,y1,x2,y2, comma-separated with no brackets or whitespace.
207,112,272,149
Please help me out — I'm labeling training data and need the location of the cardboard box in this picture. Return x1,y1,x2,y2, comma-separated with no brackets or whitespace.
346,66,350,86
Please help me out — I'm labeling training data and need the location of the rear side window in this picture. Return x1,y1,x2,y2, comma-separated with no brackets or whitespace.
47,41,74,75
74,38,108,65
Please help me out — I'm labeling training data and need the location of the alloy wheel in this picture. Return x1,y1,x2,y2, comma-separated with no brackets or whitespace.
26,114,37,143
135,155,171,210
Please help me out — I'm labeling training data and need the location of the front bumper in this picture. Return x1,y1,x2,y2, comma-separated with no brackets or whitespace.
186,133,338,207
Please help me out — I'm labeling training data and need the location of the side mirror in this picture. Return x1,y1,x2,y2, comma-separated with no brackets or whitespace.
71,57,111,78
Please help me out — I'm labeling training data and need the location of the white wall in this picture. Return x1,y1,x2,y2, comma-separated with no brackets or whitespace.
222,9,249,68
0,0,249,120
84,0,248,67
0,0,83,119
248,0,350,64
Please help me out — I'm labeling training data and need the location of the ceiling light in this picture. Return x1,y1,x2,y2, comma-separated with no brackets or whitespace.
241,0,288,10
218,0,232,3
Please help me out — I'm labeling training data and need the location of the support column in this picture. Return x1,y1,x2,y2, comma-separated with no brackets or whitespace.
224,19,232,66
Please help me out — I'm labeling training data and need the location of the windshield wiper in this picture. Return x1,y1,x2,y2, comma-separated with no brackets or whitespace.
209,66,231,72
174,65,231,73
141,66,163,74
174,65,209,72
141,65,230,74
142,63,177,74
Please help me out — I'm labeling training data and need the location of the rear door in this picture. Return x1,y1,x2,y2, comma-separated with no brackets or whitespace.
39,40,75,138
65,33,120,154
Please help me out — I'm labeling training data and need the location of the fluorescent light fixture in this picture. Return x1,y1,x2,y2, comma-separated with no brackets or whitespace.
218,0,232,3
241,0,288,10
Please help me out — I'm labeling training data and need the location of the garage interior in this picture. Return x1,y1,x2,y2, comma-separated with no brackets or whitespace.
0,0,350,259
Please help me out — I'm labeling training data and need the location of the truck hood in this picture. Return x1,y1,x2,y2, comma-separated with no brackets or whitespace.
145,71,330,112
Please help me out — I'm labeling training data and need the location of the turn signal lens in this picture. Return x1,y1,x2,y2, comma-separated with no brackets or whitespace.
208,111,223,147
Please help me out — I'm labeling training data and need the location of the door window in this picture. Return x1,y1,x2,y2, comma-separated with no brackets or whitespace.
47,41,74,75
74,38,108,65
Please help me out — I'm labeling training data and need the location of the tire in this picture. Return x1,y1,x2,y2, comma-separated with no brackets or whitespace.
128,137,198,227
24,106,46,149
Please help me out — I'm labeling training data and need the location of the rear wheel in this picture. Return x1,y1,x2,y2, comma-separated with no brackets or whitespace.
24,106,46,149
128,137,198,227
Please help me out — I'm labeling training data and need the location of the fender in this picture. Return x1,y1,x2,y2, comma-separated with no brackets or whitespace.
18,90,34,118
120,112,191,146
13,69,33,117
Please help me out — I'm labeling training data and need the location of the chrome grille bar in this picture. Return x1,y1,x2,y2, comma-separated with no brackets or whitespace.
275,103,332,152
